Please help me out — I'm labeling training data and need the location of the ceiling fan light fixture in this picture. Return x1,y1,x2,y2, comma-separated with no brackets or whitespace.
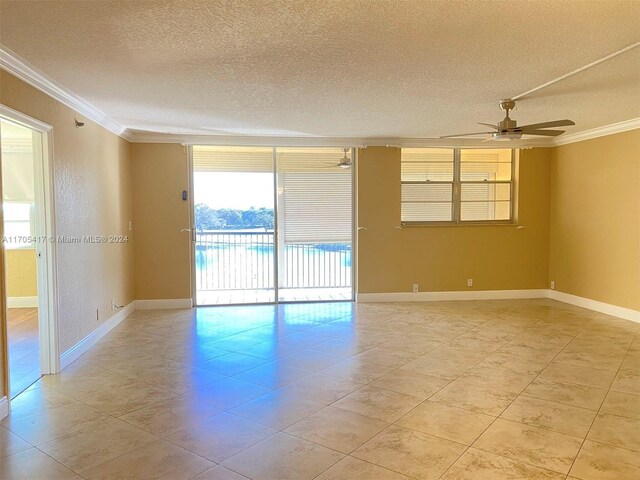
491,132,522,141
440,100,574,140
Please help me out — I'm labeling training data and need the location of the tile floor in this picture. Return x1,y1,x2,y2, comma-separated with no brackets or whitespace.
197,288,352,306
1,299,639,479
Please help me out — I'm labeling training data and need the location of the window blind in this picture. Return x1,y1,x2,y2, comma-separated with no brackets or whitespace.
277,148,352,243
193,146,273,172
1,124,35,202
401,148,454,222
460,149,512,221
401,148,513,223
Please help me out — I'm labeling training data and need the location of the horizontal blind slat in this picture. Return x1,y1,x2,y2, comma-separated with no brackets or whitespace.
193,146,273,172
282,172,352,243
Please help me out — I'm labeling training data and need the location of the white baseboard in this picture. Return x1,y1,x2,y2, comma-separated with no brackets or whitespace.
0,396,9,420
357,289,548,303
60,302,135,369
549,290,640,323
49,290,637,377
57,298,190,371
357,288,640,324
7,296,38,308
134,298,193,310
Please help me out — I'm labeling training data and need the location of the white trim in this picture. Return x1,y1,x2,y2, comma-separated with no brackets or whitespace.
32,128,59,375
551,118,640,146
0,45,130,140
7,296,38,308
60,302,134,369
188,147,197,308
1,107,60,375
0,396,8,420
0,105,52,132
357,289,549,302
128,130,552,148
357,289,640,324
134,298,193,310
549,290,640,324
124,123,640,148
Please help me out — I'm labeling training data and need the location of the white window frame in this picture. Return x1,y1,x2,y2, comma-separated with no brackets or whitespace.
3,202,35,249
401,148,516,225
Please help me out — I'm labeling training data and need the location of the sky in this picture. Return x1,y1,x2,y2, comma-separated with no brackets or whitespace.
194,172,274,210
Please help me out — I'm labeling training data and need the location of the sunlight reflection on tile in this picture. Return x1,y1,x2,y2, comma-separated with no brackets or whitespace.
4,299,638,480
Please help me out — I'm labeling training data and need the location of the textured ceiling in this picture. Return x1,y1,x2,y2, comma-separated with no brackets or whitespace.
1,0,639,138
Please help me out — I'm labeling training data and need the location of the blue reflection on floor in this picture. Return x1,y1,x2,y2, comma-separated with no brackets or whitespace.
194,302,355,354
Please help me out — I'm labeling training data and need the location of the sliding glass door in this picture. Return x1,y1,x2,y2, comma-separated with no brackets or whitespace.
192,147,276,305
275,148,352,302
192,146,353,305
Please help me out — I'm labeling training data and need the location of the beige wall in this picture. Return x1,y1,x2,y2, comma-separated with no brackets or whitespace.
5,249,37,297
0,71,134,353
124,136,639,311
131,144,192,300
130,144,553,299
357,146,551,293
550,130,640,310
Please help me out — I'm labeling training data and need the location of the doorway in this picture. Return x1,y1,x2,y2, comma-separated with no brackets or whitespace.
191,146,354,306
1,108,57,399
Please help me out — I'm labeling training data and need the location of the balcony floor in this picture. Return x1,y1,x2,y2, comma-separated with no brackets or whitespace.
197,287,352,305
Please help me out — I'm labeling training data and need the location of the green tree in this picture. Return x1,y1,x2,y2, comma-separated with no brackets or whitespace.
242,207,259,227
218,208,242,227
194,204,224,230
256,208,274,228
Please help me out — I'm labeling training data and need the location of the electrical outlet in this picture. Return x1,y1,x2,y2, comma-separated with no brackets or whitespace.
467,278,473,287
128,220,133,231
412,284,419,293
550,280,555,290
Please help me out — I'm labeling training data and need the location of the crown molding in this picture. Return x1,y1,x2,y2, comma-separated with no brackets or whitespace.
0,44,131,141
550,117,640,146
122,122,640,148
127,130,553,148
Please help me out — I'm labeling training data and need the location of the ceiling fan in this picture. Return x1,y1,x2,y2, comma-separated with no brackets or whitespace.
440,99,575,141
323,148,352,169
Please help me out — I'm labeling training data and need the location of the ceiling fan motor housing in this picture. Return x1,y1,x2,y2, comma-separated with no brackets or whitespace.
499,99,516,112
498,117,518,131
499,99,518,131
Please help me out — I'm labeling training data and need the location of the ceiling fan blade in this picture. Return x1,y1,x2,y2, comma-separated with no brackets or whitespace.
520,129,566,136
517,119,575,130
478,122,499,130
321,162,352,168
439,131,494,138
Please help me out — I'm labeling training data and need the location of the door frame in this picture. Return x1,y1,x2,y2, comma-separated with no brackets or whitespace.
187,145,196,307
188,146,357,306
0,105,59,396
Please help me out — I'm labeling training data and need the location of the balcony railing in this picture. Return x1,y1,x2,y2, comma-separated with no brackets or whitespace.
195,231,351,292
